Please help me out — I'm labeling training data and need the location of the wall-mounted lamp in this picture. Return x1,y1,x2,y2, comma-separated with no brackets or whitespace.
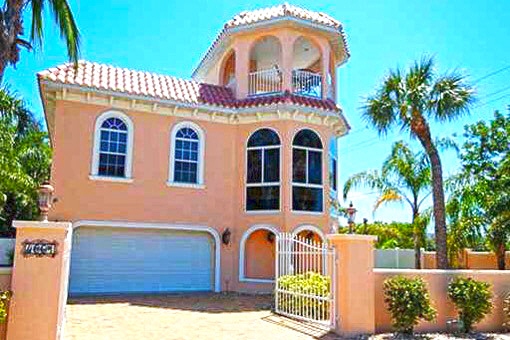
222,228,232,245
267,231,275,243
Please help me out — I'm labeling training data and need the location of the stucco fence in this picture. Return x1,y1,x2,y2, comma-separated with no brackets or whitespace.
376,248,510,269
374,269,510,333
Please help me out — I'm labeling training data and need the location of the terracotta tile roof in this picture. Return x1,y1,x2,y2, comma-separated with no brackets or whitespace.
225,3,341,29
38,61,340,112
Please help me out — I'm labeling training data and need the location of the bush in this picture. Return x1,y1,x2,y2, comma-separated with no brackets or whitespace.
503,292,510,330
447,277,492,332
383,276,436,334
277,272,330,320
0,291,11,323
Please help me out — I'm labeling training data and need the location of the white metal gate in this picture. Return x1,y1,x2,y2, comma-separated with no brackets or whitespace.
274,233,336,328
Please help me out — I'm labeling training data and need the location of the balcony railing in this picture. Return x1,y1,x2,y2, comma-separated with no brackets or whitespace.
248,69,282,96
292,70,322,98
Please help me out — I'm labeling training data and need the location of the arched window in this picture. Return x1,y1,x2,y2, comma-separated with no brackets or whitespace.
168,122,205,186
292,129,323,212
329,137,338,194
91,111,134,180
246,128,280,211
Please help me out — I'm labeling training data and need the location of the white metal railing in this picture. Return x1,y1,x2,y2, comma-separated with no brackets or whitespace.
275,233,336,329
292,70,322,98
248,69,282,96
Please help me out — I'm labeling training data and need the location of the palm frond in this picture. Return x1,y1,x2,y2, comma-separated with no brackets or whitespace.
373,188,403,212
47,0,81,64
30,0,45,47
342,170,384,200
429,72,476,122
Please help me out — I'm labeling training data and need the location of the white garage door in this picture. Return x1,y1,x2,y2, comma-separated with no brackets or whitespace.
69,227,214,295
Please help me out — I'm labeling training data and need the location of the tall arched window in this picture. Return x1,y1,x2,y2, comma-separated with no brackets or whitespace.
292,129,323,212
246,128,280,211
91,111,134,180
168,122,205,186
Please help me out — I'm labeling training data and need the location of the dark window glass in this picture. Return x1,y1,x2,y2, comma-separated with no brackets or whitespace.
247,150,262,183
292,129,322,148
246,186,279,210
292,149,306,183
308,150,322,185
330,158,337,191
264,148,279,182
292,187,323,212
247,129,280,147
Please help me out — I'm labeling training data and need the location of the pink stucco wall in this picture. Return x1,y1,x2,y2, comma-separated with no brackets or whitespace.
374,269,510,333
423,251,510,269
49,100,336,293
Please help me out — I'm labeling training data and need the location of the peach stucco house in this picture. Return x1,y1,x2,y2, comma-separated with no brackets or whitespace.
37,4,350,294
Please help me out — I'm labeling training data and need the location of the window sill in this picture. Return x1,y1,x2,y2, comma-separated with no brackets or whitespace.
291,210,324,216
245,210,281,215
89,175,133,183
166,181,205,189
240,278,274,284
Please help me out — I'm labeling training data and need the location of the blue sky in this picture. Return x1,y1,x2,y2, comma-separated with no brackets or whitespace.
5,0,510,225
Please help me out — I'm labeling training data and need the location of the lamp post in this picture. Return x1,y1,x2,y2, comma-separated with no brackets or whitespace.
37,181,54,222
346,201,357,234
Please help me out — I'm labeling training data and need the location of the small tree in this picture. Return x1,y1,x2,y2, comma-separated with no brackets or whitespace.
383,276,436,334
448,277,492,332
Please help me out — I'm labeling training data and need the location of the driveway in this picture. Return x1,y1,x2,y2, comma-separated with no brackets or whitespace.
64,293,334,340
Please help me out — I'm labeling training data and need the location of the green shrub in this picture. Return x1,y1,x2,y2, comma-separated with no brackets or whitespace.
277,272,330,320
503,292,510,330
447,277,492,332
383,276,436,334
0,291,11,323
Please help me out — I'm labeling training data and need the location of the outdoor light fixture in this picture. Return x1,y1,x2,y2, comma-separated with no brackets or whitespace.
346,201,357,234
37,181,55,222
222,228,231,245
267,231,275,243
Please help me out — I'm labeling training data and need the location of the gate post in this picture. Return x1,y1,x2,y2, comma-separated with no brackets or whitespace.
7,221,73,340
327,234,377,337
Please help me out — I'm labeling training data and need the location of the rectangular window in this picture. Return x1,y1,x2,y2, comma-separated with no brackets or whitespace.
292,186,323,212
330,157,337,192
246,146,280,211
246,186,280,211
292,148,306,183
308,150,322,184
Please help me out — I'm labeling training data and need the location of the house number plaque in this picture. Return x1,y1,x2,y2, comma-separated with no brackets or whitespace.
22,240,58,258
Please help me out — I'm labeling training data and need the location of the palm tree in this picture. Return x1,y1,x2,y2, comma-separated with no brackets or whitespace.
343,141,431,268
0,0,80,83
362,57,475,268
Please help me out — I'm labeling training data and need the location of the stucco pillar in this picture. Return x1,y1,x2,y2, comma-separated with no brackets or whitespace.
321,44,331,100
327,234,377,337
278,31,297,93
234,39,251,99
7,221,73,340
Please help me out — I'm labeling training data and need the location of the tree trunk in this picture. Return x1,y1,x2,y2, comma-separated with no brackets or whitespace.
412,207,421,269
496,242,506,270
411,114,449,269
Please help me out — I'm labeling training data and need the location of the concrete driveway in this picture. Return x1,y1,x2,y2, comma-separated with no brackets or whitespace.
64,293,334,340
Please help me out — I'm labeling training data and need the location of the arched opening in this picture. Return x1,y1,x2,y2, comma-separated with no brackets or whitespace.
220,50,236,89
240,225,278,282
248,36,282,96
292,36,323,98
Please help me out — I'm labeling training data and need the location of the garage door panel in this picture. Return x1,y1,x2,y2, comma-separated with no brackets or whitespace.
70,227,213,294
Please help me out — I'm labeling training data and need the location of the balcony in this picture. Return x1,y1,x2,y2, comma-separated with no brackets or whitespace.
248,68,322,98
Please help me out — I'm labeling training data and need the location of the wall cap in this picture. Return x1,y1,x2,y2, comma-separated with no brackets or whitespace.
12,220,72,230
327,234,378,242
374,268,510,275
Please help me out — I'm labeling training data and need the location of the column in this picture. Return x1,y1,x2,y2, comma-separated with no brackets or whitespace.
7,221,73,340
327,234,377,337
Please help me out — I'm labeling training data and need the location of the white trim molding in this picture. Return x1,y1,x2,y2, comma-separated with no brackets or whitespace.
168,121,206,187
72,220,222,292
239,224,279,284
292,224,326,242
91,110,134,179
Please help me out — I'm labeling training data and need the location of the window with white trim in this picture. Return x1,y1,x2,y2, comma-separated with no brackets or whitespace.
329,137,338,194
91,111,134,179
169,122,205,186
246,129,280,211
292,129,323,212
